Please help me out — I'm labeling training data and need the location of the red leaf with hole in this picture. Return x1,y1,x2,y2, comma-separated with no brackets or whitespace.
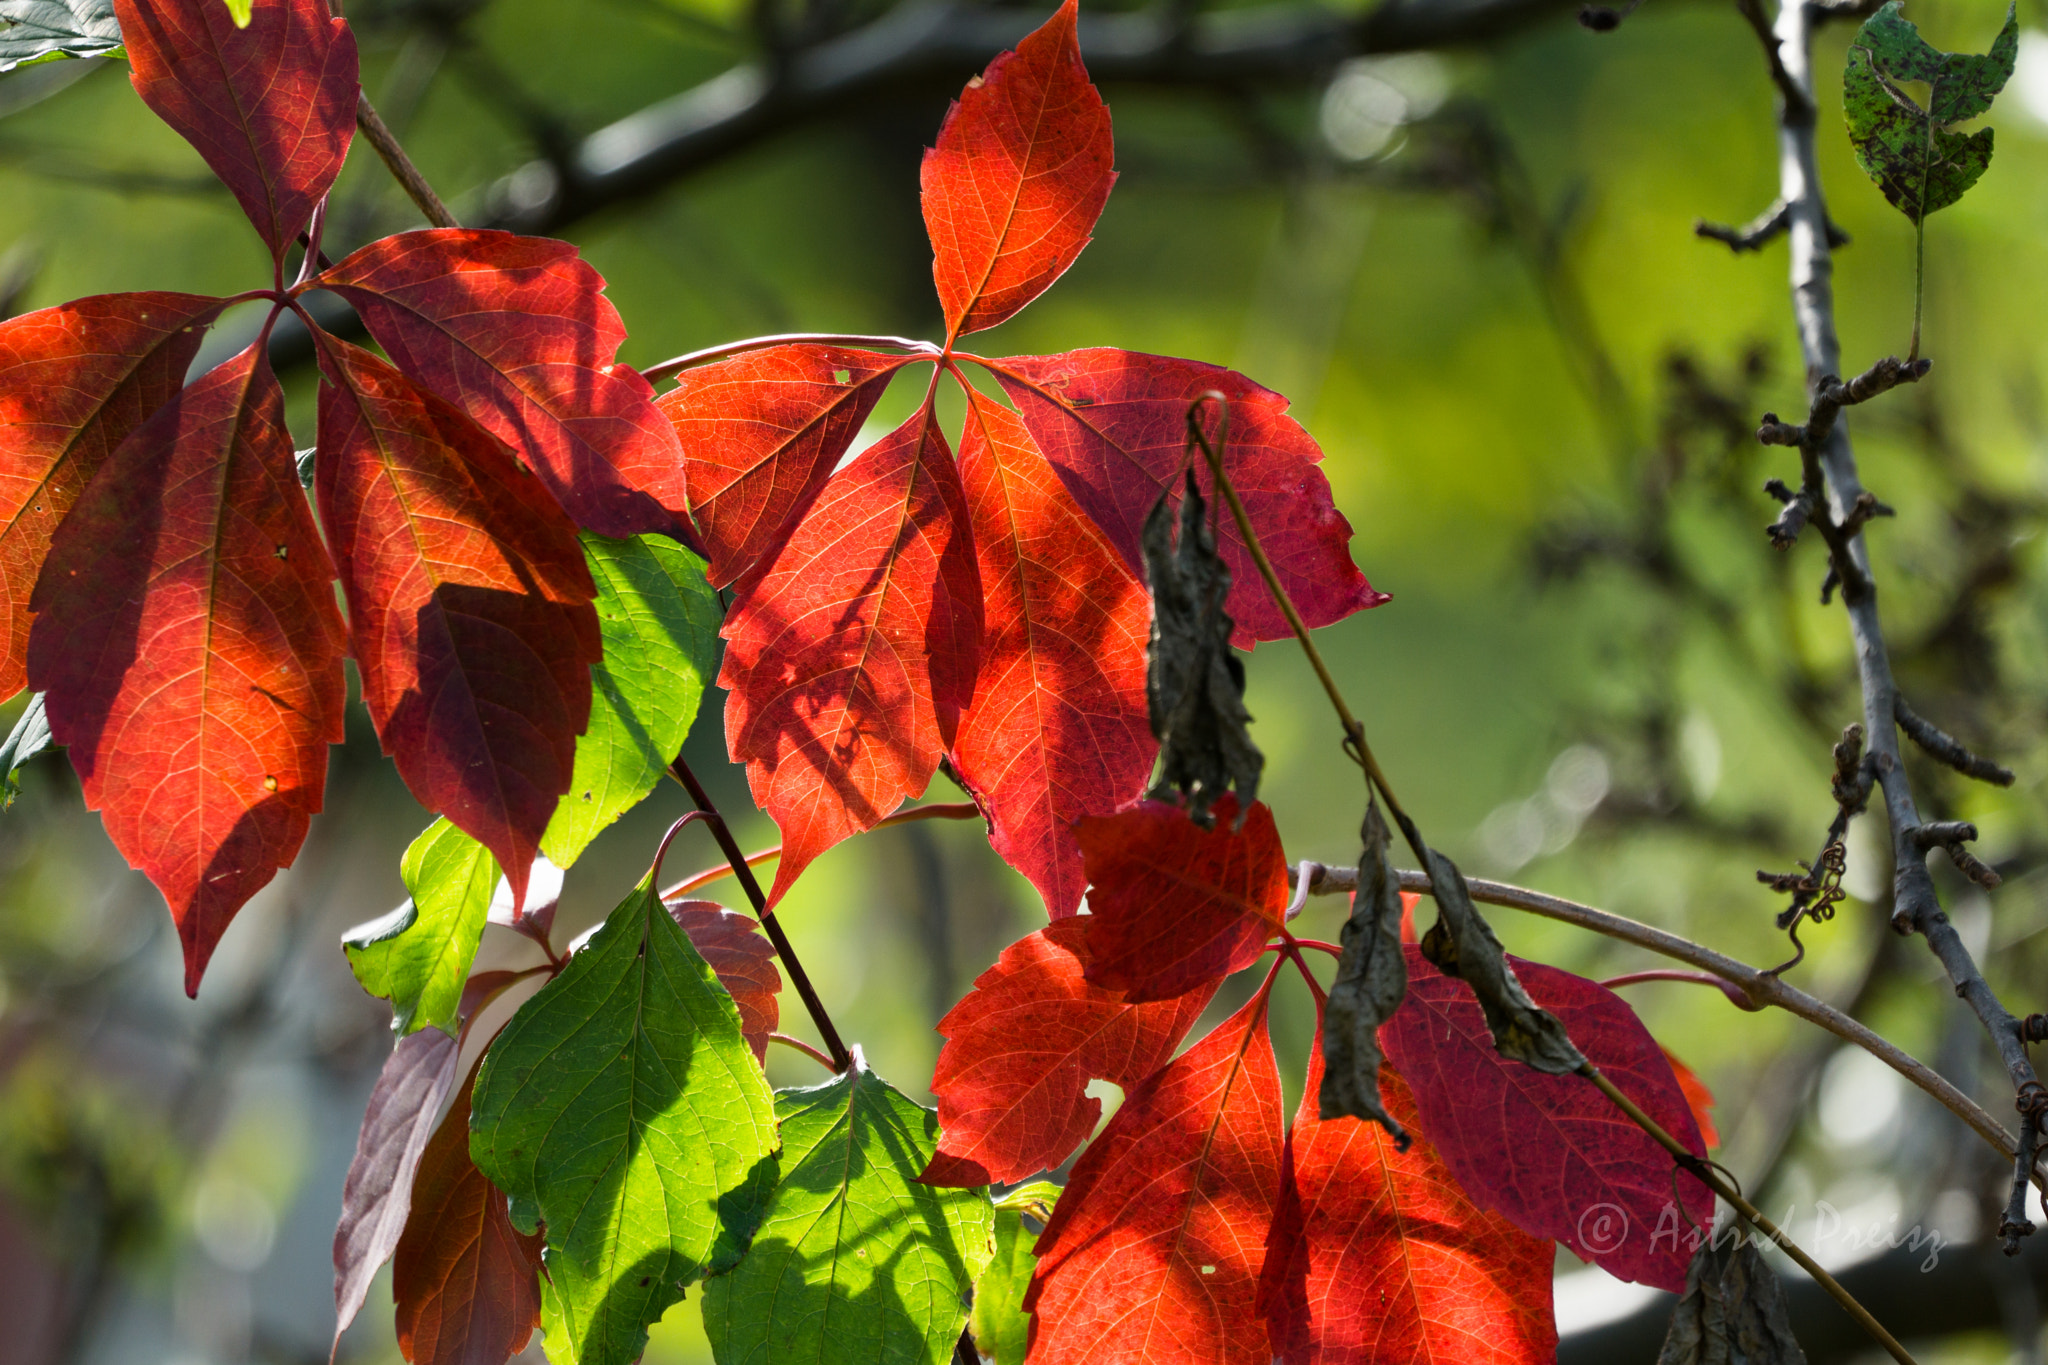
921,0,1114,340
992,350,1386,645
949,389,1153,917
654,344,914,586
0,292,223,701
666,899,782,1063
1661,1045,1719,1149
1026,985,1284,1364
314,337,599,907
115,0,357,261
1077,794,1288,1003
1381,946,1713,1292
26,345,345,994
1258,1027,1557,1364
721,403,982,906
920,916,1216,1187
393,1058,544,1365
318,230,685,540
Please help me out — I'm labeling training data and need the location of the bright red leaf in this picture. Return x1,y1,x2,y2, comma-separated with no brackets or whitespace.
393,1060,544,1365
1662,1045,1720,1150
654,343,914,586
115,0,357,261
26,344,346,994
1380,946,1713,1292
721,403,982,907
1026,984,1284,1364
1259,1030,1557,1364
666,899,782,1062
992,349,1387,644
1076,794,1288,1003
313,336,599,909
318,229,685,540
0,291,222,701
921,0,1115,340
921,916,1216,1186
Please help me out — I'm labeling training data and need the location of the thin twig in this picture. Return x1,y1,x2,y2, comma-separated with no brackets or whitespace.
768,1031,836,1070
1894,693,2015,786
355,91,459,229
658,801,980,902
1695,198,1790,252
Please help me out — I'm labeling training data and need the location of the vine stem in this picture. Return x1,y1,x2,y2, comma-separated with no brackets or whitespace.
660,801,981,901
667,758,853,1072
355,91,459,229
640,333,941,384
769,1032,836,1070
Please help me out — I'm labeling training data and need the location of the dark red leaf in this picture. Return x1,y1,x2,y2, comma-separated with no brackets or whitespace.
665,898,781,1063
0,292,222,700
992,349,1387,645
949,389,1153,917
653,344,913,586
115,0,357,260
1025,985,1284,1364
1076,794,1288,1003
921,916,1216,1186
1381,945,1714,1292
313,336,599,910
393,1059,544,1365
26,345,346,994
920,0,1114,339
318,229,685,539
1259,1028,1557,1364
721,403,982,907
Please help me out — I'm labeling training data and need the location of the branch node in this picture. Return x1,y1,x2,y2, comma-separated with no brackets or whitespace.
1695,199,1790,252
2024,1015,2048,1045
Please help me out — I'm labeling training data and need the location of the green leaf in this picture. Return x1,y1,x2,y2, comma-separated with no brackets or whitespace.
971,1208,1037,1365
992,1180,1061,1220
471,873,778,1365
0,693,51,811
220,0,249,27
540,533,721,869
0,0,121,72
342,819,497,1037
1844,1,2018,221
703,1057,997,1365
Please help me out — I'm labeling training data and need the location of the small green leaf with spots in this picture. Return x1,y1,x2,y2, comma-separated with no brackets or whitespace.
342,818,498,1037
971,1207,1039,1365
0,694,51,810
1844,1,2018,222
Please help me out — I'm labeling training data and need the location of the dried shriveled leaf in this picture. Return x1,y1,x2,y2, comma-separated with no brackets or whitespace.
721,405,982,907
1318,799,1407,1138
1025,988,1284,1364
700,1057,996,1365
1143,470,1261,825
343,818,499,1038
26,344,345,994
993,349,1386,645
394,1061,545,1365
1075,793,1288,1003
0,291,221,700
1382,945,1714,1291
315,338,600,908
950,388,1153,916
1261,1039,1557,1365
1844,2,2017,221
469,873,777,1365
921,916,1217,1186
114,0,357,259
0,0,122,70
0,693,49,809
653,343,912,586
972,1207,1037,1365
318,229,686,539
663,898,779,1063
1657,1238,1807,1365
921,0,1114,339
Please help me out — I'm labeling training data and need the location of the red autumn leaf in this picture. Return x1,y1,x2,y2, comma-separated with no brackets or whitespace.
26,345,346,994
393,1058,544,1365
1026,985,1284,1364
114,0,357,261
313,336,599,908
654,344,915,586
948,389,1153,917
1380,945,1713,1292
920,0,1115,340
721,403,982,907
921,916,1216,1186
666,898,782,1063
1258,1028,1557,1364
0,292,223,701
990,349,1387,644
1076,794,1289,1003
1661,1045,1720,1150
318,229,685,540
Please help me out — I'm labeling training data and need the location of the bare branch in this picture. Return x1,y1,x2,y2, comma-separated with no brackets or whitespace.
355,91,459,229
1895,693,2016,786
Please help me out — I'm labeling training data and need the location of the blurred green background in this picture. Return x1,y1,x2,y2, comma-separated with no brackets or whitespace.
5,0,2048,1359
